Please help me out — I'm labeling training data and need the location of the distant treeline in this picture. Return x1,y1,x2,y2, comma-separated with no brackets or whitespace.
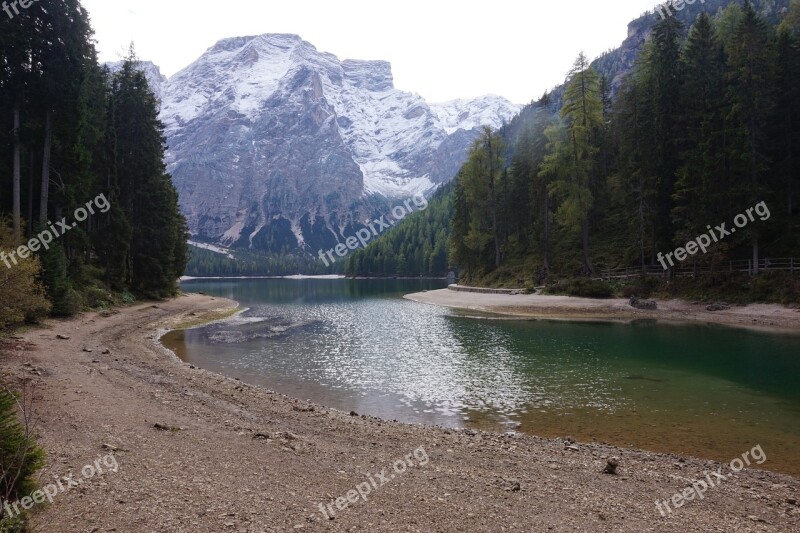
186,246,332,277
0,0,187,327
343,183,452,277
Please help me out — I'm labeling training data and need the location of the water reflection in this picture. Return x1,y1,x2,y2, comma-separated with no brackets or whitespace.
164,278,800,475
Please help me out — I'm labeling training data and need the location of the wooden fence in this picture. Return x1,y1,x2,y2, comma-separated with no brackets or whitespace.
592,258,799,281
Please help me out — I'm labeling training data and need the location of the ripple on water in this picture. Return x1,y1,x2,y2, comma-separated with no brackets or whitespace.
171,279,800,476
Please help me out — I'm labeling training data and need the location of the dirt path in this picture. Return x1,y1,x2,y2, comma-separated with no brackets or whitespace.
405,289,800,333
1,293,798,532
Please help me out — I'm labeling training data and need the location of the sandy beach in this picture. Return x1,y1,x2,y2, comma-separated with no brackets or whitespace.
405,289,800,333
1,293,798,532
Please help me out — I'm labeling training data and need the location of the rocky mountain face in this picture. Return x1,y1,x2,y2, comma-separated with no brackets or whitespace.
136,34,519,254
592,0,790,95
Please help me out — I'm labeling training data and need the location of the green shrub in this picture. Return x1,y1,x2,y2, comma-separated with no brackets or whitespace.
0,514,26,532
618,276,662,299
747,271,800,304
121,291,136,304
0,386,45,525
84,287,113,309
544,278,614,298
0,221,52,329
58,289,83,317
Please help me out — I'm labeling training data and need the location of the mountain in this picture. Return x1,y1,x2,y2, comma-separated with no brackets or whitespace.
345,0,799,282
145,34,519,255
591,0,790,94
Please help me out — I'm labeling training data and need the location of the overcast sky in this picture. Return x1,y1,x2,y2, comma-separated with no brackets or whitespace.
82,0,661,104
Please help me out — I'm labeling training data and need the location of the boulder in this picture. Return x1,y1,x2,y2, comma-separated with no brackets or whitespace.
629,296,658,310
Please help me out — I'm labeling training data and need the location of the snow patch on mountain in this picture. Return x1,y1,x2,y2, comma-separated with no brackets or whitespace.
187,240,234,259
108,34,521,253
157,34,520,199
430,96,521,135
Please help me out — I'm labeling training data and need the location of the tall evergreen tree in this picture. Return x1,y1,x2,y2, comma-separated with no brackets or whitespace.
449,174,475,279
613,65,659,269
108,53,188,297
547,53,603,275
672,13,731,269
772,23,800,243
726,0,777,273
649,15,685,254
454,128,506,272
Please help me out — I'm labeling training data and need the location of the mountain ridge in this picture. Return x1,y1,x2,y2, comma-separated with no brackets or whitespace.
112,33,520,255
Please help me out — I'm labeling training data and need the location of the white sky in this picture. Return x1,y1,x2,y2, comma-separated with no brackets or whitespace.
82,0,661,104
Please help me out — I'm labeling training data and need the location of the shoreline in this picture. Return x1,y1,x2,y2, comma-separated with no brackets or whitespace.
180,274,348,281
181,275,448,281
2,294,798,531
405,289,800,334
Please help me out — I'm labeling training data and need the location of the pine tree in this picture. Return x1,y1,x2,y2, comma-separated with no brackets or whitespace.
548,53,603,275
672,13,730,269
613,67,659,269
649,15,685,255
772,24,800,244
0,386,45,519
456,129,506,271
109,52,188,297
726,0,777,273
449,175,474,279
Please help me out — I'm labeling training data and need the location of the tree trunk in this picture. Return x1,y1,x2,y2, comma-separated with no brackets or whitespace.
788,127,794,236
12,105,21,245
490,187,500,267
486,132,501,268
542,192,550,274
639,177,645,271
27,151,34,238
39,109,53,225
582,217,593,275
752,238,759,276
749,101,759,276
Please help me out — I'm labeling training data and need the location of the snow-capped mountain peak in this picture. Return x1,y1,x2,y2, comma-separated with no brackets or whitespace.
111,34,520,254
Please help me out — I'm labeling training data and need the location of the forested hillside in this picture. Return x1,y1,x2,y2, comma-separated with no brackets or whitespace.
343,183,453,277
453,0,799,287
591,0,791,95
350,0,800,301
185,247,331,277
0,1,187,327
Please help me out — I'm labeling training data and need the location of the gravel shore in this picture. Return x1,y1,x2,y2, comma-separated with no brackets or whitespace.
405,289,800,333
1,293,798,532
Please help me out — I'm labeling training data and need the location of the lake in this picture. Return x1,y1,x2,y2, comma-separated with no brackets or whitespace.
163,278,800,476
